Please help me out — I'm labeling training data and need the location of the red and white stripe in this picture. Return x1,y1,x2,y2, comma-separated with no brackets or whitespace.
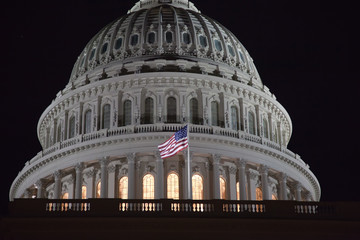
158,135,188,159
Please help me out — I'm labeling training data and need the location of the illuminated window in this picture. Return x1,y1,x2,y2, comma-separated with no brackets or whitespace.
167,173,179,199
167,97,177,123
62,192,69,199
211,101,219,126
101,104,111,129
84,109,92,134
256,187,263,201
231,106,238,131
192,174,203,200
69,116,75,139
82,186,87,199
236,182,240,200
143,174,154,199
248,111,256,135
189,98,198,124
272,194,277,200
123,100,132,126
263,118,269,139
119,177,128,199
144,97,154,124
220,177,226,200
96,181,101,198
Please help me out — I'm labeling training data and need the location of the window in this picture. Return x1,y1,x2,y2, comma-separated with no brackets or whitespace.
148,32,156,44
96,182,101,198
69,116,75,139
272,194,277,200
231,106,238,131
84,110,92,134
115,37,123,50
192,174,203,200
119,177,128,199
199,35,207,47
256,187,263,201
238,50,245,62
123,100,132,126
57,124,61,143
143,174,155,199
236,182,240,200
167,97,177,123
89,48,96,61
220,177,226,200
165,31,173,44
62,192,69,199
82,186,87,199
167,173,179,199
214,39,222,51
130,34,139,46
227,44,235,57
211,101,219,126
263,118,269,139
101,42,108,54
248,111,256,135
189,98,198,124
183,32,191,44
144,97,154,124
80,56,85,67
102,104,111,129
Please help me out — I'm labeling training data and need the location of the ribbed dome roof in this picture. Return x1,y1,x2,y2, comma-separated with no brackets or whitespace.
69,0,263,89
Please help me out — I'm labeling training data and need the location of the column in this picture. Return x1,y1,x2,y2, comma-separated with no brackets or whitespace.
100,157,109,198
154,151,164,199
278,172,288,200
259,165,270,200
108,164,116,198
305,192,312,202
127,153,136,199
237,160,247,200
184,149,192,199
212,154,221,199
229,167,237,200
74,162,84,199
295,182,302,201
53,170,62,199
35,179,45,199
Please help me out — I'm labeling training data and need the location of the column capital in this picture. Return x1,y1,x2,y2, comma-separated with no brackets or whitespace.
294,181,302,190
126,153,136,163
259,165,269,175
100,157,110,167
212,153,221,164
229,167,237,175
35,179,45,189
53,170,62,180
237,158,247,169
153,150,162,160
75,162,85,172
278,172,287,182
107,164,116,173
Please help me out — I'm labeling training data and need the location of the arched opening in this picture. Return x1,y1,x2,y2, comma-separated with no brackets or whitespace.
192,174,203,200
231,106,239,131
102,104,111,129
62,192,69,199
256,187,263,201
211,101,219,126
248,111,256,135
144,97,154,124
119,176,128,199
123,100,132,126
69,116,75,139
143,174,155,199
96,181,101,198
167,97,177,123
84,109,92,134
220,177,226,200
263,118,269,139
167,173,179,199
189,98,199,124
81,186,87,199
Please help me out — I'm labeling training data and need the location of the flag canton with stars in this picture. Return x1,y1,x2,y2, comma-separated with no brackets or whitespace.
175,125,187,141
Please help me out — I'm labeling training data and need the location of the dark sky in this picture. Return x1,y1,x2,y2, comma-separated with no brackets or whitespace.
1,0,356,215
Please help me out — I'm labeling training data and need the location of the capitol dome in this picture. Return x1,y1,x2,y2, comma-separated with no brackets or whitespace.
10,0,320,204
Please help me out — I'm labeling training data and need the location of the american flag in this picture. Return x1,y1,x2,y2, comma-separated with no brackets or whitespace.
158,125,189,159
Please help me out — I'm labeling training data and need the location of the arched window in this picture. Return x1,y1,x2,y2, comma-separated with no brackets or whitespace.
82,186,87,199
147,32,156,44
263,118,269,139
236,182,240,200
89,48,96,61
102,104,111,129
130,34,139,46
96,182,101,198
84,109,92,134
192,174,203,200
62,192,69,199
231,106,239,131
69,116,75,139
256,187,263,201
165,31,173,44
123,100,132,126
189,98,199,124
57,124,61,143
101,42,108,54
167,173,179,199
183,32,191,44
211,101,219,126
227,44,235,57
144,97,154,124
199,35,207,48
167,97,177,123
248,111,256,135
115,37,123,50
119,176,128,199
143,174,155,199
214,39,222,51
220,177,226,200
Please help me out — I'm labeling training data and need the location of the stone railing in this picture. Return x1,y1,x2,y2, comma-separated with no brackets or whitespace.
9,199,359,221
33,123,301,166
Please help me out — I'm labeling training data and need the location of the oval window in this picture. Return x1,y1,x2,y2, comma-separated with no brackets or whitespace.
183,32,191,44
130,34,139,46
199,35,207,47
148,32,156,44
89,48,96,60
165,31,173,44
101,42,108,54
214,39,222,51
115,38,123,50
227,45,235,57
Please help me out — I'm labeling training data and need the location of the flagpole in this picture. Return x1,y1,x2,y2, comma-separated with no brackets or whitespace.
186,123,191,199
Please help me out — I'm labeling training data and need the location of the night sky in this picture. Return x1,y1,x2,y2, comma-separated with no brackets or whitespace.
1,0,355,215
